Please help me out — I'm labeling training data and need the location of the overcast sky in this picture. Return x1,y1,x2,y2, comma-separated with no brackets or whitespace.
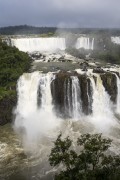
0,0,120,28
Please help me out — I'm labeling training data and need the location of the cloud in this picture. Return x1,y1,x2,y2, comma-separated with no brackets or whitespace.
0,0,120,27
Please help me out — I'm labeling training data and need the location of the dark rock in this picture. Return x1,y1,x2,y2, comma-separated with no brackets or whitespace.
78,75,90,114
51,71,92,117
0,95,17,125
100,73,117,103
93,67,104,73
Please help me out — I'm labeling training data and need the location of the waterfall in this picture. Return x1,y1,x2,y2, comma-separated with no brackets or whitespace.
71,76,82,119
114,73,120,114
11,37,66,52
111,37,120,45
76,37,94,50
14,72,60,147
14,70,120,153
38,73,55,111
89,74,116,132
64,76,82,119
15,71,40,118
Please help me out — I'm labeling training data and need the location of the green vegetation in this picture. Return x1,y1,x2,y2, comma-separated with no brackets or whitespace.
66,48,87,59
0,25,120,36
66,36,120,64
0,39,31,100
0,39,31,124
49,133,120,180
0,25,56,35
90,35,120,64
91,44,120,64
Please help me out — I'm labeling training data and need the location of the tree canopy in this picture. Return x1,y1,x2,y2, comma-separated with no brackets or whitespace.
49,133,120,180
0,39,31,100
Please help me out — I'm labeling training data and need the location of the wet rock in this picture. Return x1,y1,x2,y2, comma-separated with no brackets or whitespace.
93,67,104,73
0,96,17,125
78,75,90,114
100,73,117,103
51,71,91,117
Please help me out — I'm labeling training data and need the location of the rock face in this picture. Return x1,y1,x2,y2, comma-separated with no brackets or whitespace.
0,96,17,125
0,70,119,125
51,72,71,117
100,73,117,103
51,71,117,118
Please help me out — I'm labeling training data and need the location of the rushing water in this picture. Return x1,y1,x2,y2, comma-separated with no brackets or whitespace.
75,37,94,50
11,38,66,52
1,69,120,179
10,37,95,52
88,74,117,132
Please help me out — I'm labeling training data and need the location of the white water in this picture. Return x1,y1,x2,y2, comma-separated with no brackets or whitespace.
14,70,120,154
11,37,66,52
76,37,94,50
71,76,82,119
111,36,120,44
64,76,82,119
114,73,120,114
89,74,117,133
14,72,61,151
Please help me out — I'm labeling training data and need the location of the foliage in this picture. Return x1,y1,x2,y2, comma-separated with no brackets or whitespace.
90,35,120,64
0,25,120,36
91,46,120,64
0,39,31,99
49,133,120,180
0,25,56,35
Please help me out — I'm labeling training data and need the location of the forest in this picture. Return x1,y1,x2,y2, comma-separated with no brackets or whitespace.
0,39,31,125
0,25,120,35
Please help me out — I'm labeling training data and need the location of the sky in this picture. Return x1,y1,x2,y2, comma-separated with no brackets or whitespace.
0,0,120,28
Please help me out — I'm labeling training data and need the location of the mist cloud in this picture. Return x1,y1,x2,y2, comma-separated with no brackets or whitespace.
0,0,120,27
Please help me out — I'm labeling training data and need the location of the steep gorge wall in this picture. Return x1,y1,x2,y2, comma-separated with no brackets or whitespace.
51,71,118,118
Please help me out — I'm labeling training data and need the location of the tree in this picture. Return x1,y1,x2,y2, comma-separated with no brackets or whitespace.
49,133,120,180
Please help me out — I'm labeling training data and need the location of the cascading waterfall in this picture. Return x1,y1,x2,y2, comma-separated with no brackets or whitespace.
76,37,94,50
38,73,55,110
71,76,82,119
64,76,82,119
11,37,66,52
14,72,60,149
14,69,120,152
89,74,117,132
15,71,40,119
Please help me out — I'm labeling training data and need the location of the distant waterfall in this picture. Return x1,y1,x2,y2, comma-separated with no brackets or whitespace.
11,37,66,52
76,37,94,50
111,37,120,44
